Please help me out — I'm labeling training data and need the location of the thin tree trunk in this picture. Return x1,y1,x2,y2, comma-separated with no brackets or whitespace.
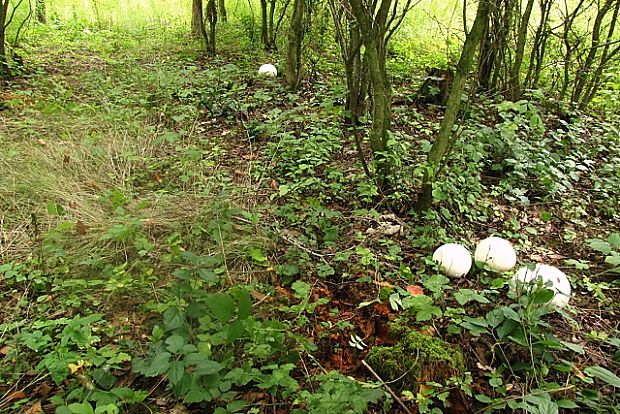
509,0,534,100
192,0,205,37
348,0,393,185
418,0,490,210
35,0,45,23
285,0,305,90
218,0,227,22
206,0,217,55
0,0,9,79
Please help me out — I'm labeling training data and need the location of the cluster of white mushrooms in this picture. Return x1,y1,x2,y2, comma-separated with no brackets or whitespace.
432,237,572,308
258,63,278,77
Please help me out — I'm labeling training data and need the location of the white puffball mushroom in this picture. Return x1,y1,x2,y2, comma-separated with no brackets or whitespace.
258,64,278,77
474,236,517,272
512,264,571,308
432,243,472,278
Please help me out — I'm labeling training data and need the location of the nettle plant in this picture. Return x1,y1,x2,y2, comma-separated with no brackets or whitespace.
132,249,301,412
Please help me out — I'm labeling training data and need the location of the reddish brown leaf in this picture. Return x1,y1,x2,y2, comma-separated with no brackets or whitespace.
406,285,424,296
5,391,26,402
373,302,392,317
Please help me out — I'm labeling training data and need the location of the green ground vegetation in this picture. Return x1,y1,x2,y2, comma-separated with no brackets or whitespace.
1,0,620,413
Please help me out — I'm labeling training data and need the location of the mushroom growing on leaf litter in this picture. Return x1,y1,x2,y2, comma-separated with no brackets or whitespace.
432,243,472,278
474,236,517,272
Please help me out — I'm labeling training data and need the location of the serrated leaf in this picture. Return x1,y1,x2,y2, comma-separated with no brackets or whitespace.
455,289,491,306
587,239,612,255
165,335,187,353
584,365,620,387
608,233,620,249
184,388,212,403
146,352,171,376
168,360,185,385
605,253,620,267
197,268,218,284
237,289,252,320
163,307,185,331
207,293,235,322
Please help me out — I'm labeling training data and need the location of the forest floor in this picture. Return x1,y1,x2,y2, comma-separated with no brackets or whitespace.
1,24,620,414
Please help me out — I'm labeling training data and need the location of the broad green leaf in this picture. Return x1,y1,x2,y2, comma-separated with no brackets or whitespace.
587,239,611,255
560,340,584,354
248,247,267,263
207,293,235,322
168,360,185,385
500,306,521,322
165,334,187,353
556,399,579,409
68,402,94,414
486,308,505,328
197,268,218,284
605,253,620,267
584,365,620,387
163,307,185,331
237,289,252,320
455,289,491,306
146,352,172,376
608,233,620,248
184,388,212,403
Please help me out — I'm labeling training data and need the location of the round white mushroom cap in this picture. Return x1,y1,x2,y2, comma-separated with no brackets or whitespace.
512,264,571,308
474,236,517,272
258,63,278,77
432,243,472,278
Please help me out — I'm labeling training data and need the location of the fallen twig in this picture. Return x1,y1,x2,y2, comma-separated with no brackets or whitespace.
361,359,413,414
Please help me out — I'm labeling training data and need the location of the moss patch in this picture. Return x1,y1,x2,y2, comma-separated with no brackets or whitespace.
366,323,465,391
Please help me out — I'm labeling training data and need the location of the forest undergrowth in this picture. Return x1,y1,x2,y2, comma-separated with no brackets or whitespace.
1,23,620,414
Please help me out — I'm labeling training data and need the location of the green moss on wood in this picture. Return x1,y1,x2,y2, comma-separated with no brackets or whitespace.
366,323,465,391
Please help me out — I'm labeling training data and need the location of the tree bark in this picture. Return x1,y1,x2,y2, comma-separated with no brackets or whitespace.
285,0,305,90
509,0,534,100
206,0,217,55
0,0,9,79
417,0,490,210
191,0,205,37
348,0,393,184
218,0,227,22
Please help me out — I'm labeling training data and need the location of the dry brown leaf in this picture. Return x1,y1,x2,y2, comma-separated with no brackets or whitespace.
21,400,42,414
250,289,267,301
373,280,394,288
